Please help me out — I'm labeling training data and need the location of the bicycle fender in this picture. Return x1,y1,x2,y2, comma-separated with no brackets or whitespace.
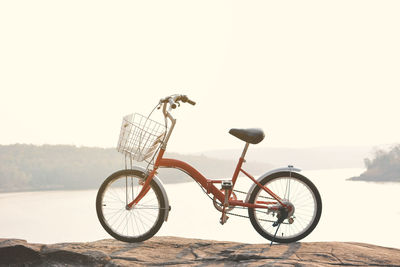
130,166,170,222
245,166,301,203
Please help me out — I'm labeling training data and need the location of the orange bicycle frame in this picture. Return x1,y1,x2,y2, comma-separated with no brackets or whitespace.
128,147,287,210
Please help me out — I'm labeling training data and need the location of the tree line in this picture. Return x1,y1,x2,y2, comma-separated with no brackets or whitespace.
0,144,269,192
350,144,400,182
0,144,124,192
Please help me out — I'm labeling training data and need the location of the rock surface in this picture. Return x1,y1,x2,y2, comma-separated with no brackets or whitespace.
1,236,400,266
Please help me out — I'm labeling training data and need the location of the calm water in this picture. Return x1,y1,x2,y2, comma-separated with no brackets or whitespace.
1,168,399,249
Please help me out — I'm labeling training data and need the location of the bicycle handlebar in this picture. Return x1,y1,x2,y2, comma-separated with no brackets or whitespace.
179,95,196,106
160,94,196,110
158,94,195,145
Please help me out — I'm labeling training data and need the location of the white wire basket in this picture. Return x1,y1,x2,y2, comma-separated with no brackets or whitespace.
117,113,167,162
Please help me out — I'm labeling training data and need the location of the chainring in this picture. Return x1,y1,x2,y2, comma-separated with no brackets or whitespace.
213,190,237,212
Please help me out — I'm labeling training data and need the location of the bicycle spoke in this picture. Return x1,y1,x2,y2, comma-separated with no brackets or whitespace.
252,176,318,240
98,172,163,240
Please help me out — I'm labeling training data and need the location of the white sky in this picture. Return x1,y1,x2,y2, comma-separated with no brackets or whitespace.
1,1,399,153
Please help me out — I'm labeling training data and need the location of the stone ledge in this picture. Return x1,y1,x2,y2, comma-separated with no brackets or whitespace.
1,236,399,266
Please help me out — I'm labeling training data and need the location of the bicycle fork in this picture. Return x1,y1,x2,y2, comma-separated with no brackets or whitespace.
126,169,156,209
126,149,167,209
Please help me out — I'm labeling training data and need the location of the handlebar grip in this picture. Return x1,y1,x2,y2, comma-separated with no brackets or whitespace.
180,95,196,106
187,99,196,105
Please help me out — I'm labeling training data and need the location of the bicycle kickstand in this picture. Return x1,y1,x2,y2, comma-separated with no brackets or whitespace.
270,223,281,246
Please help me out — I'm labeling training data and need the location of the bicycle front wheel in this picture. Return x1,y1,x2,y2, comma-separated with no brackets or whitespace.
248,172,322,243
96,169,167,242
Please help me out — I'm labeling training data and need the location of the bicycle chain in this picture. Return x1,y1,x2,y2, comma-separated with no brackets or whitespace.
193,179,280,223
226,211,249,219
227,209,288,224
226,190,271,221
228,190,288,224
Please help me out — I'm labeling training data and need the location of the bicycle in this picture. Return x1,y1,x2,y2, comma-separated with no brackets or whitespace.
96,94,322,244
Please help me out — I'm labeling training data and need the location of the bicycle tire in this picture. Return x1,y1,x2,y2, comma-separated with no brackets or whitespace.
96,169,166,242
248,171,322,243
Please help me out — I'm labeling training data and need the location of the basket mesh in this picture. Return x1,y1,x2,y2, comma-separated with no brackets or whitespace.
117,113,166,162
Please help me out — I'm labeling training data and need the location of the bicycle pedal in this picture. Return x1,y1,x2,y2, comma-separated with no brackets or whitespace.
221,180,233,190
219,214,229,225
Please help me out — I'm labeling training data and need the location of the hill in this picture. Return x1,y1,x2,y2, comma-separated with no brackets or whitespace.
349,144,400,182
0,144,271,193
201,146,371,170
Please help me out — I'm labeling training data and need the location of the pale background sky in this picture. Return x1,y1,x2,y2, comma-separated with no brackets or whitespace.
1,1,399,153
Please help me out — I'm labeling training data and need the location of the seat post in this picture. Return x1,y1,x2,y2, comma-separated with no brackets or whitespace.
241,142,250,159
230,142,250,188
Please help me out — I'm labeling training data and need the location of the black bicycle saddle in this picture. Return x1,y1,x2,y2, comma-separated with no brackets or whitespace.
229,128,265,144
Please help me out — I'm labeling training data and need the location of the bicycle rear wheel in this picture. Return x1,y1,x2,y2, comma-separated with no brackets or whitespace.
96,169,166,242
248,172,322,243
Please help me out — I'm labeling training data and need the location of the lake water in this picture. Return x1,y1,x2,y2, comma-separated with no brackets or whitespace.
1,168,399,249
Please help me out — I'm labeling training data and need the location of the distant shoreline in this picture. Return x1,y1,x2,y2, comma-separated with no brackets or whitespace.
347,177,400,183
5,143,397,193
0,179,194,194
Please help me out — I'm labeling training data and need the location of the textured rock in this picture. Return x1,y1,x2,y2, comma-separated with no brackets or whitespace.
1,236,400,266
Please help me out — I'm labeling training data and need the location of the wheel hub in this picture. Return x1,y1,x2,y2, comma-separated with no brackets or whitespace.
281,200,295,218
272,200,295,226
